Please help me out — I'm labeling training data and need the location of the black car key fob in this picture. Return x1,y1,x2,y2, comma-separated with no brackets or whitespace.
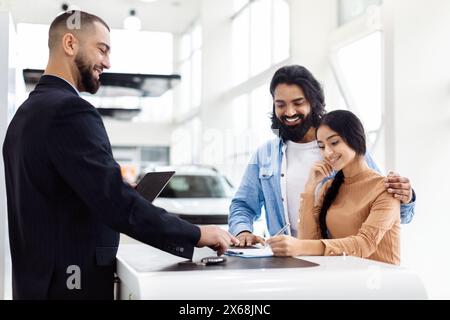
200,256,227,265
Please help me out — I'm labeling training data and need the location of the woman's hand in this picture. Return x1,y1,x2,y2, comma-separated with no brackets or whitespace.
266,235,302,256
305,161,334,192
267,236,325,256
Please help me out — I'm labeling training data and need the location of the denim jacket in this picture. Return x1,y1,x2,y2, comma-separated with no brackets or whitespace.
228,138,416,237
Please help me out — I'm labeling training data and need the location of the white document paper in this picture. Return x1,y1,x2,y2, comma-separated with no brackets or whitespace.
225,246,274,258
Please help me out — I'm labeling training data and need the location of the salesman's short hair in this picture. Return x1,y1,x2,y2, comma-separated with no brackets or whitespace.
48,10,110,50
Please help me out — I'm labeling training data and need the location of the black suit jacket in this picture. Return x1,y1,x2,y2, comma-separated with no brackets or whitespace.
3,75,201,299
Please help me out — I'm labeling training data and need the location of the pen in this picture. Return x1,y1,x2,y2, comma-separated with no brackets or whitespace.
225,250,244,255
265,223,291,247
274,223,291,236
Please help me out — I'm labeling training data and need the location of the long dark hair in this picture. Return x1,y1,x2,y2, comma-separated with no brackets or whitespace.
317,110,367,238
270,65,326,141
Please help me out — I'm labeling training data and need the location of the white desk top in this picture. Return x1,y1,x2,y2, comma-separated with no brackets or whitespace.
116,244,427,300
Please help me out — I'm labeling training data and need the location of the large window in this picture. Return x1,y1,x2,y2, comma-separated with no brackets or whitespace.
338,0,383,26
335,31,383,137
232,0,290,86
331,7,385,170
177,23,202,115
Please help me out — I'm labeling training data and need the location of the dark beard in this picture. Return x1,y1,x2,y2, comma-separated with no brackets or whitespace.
75,54,100,94
271,112,314,143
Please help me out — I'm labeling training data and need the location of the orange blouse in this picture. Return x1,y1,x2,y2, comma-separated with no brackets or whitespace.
297,169,401,265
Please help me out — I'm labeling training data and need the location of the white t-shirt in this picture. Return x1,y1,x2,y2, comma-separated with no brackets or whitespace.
285,140,322,237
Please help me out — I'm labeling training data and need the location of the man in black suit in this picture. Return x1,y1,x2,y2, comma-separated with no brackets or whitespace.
2,11,238,300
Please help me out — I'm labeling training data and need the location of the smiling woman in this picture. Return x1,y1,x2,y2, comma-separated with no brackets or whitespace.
266,110,401,265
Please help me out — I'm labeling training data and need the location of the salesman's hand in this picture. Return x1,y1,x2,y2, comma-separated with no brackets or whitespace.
235,231,265,247
197,225,240,256
384,171,413,204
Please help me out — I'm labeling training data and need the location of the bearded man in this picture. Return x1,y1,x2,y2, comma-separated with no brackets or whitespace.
229,65,417,245
3,10,237,300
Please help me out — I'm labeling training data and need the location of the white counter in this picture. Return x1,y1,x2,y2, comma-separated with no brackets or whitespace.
116,244,427,300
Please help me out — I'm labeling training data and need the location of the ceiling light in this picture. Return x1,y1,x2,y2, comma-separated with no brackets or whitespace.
123,9,141,31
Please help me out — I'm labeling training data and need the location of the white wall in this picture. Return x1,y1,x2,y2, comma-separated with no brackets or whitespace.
194,0,236,180
103,120,173,147
290,0,340,105
200,0,233,111
0,11,8,301
389,0,450,299
0,10,14,300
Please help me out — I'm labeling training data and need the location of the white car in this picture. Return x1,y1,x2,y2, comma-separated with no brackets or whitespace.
152,166,233,226
152,166,266,235
120,166,266,244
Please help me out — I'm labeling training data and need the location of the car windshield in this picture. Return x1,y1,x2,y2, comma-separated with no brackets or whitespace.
159,175,233,198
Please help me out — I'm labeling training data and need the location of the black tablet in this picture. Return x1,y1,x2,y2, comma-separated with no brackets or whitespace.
135,171,175,202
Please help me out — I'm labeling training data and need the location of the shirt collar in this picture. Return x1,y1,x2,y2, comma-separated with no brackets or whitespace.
48,75,80,96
